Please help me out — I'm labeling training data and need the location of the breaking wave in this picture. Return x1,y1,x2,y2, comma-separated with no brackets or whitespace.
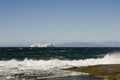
0,52,120,69
0,52,120,79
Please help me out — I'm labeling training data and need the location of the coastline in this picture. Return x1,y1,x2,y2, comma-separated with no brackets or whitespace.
64,64,120,80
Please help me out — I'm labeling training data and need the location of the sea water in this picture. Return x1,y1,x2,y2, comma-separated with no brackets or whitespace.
0,47,120,80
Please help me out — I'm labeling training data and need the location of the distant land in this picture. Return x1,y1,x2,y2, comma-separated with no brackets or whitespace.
55,41,120,47
1,41,120,47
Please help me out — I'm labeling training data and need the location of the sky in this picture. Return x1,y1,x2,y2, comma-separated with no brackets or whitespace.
0,0,120,46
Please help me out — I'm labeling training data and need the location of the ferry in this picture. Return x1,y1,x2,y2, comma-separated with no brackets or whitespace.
30,43,53,47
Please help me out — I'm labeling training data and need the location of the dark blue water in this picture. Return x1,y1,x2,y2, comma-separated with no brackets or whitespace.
0,47,120,60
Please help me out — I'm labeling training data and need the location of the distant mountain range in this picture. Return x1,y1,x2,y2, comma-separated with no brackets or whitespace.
1,41,120,47
55,41,120,47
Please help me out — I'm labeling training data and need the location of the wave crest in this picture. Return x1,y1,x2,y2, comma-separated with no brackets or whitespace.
0,52,120,70
0,52,120,79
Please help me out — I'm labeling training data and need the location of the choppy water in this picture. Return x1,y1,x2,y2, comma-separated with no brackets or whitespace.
0,47,120,80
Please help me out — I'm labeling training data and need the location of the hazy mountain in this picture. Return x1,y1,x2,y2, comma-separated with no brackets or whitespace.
1,41,120,47
55,41,120,47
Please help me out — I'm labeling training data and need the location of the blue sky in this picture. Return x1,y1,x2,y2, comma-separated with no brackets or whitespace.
0,0,120,46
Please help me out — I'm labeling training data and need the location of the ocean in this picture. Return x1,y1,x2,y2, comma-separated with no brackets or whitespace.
0,47,120,80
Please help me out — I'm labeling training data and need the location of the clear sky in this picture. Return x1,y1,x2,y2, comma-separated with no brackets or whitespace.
0,0,120,46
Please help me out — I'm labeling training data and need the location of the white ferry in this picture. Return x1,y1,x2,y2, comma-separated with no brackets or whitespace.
30,43,53,47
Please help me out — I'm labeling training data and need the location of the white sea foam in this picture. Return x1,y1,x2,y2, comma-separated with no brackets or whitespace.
0,52,120,79
0,52,120,70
